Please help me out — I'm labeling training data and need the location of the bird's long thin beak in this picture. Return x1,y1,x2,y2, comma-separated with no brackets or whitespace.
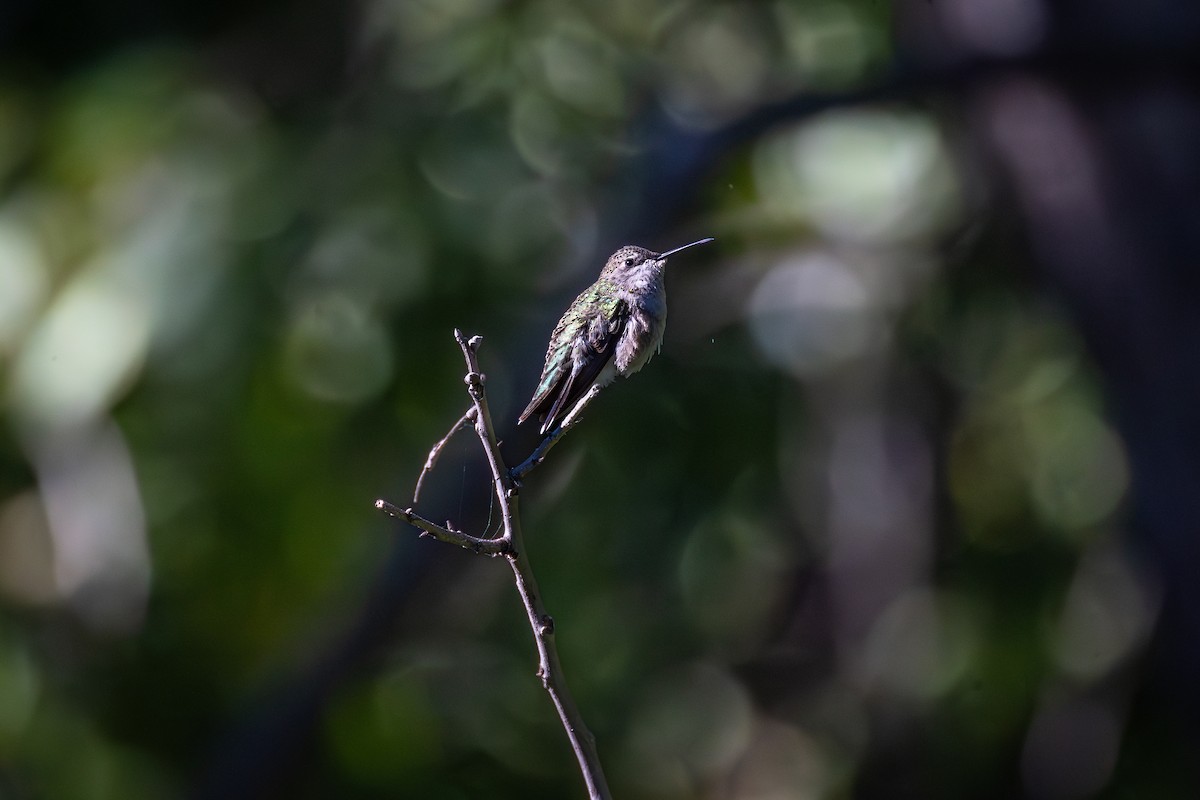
659,237,715,259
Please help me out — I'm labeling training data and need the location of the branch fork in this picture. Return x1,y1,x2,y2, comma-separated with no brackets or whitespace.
376,329,611,800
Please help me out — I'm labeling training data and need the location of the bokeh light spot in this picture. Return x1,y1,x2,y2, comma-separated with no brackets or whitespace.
855,589,977,700
748,252,881,377
283,293,393,405
8,268,150,429
1051,544,1159,681
1026,405,1129,532
0,220,48,356
754,110,959,242
622,663,755,793
678,512,795,655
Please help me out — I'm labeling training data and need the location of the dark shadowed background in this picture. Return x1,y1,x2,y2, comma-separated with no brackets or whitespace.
1,0,1199,798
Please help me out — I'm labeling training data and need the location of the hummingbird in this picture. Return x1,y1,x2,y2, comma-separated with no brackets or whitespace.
518,237,715,434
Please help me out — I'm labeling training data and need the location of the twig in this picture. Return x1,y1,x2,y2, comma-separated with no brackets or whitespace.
510,385,603,482
413,407,476,503
374,499,509,555
376,330,612,800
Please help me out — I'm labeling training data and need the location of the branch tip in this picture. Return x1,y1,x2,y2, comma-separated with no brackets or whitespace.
375,499,403,518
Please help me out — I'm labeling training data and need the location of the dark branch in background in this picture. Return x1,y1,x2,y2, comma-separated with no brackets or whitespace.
376,330,611,800
612,46,1200,243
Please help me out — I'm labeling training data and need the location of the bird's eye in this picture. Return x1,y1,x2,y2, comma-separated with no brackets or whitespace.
624,256,636,267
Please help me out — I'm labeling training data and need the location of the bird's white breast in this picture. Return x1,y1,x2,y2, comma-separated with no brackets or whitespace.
615,267,666,376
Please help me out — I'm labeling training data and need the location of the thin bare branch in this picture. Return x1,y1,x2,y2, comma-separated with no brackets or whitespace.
376,330,612,800
511,384,603,482
413,407,477,503
374,499,509,555
449,329,612,800
453,330,519,539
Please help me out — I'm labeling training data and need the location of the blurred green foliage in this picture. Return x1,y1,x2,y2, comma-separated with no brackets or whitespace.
0,0,1189,798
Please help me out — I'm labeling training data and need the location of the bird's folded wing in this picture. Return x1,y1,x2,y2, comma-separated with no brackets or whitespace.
523,300,628,433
